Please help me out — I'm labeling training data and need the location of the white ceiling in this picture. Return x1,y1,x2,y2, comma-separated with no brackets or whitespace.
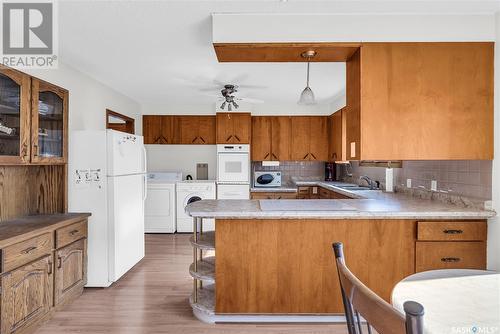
57,1,500,109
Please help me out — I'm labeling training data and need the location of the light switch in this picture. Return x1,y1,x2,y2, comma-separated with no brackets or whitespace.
431,180,438,191
406,179,412,188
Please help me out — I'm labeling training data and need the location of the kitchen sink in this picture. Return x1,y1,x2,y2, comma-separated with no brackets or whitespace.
336,185,376,191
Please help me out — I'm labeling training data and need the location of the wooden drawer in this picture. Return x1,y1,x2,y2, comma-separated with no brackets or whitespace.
56,221,87,249
416,241,486,272
417,221,486,241
319,188,331,199
251,192,297,199
2,233,53,273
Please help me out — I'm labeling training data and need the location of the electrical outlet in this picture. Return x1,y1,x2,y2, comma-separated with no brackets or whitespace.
406,179,412,188
431,180,438,191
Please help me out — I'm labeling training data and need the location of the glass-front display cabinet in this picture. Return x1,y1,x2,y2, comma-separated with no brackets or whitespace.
31,78,68,163
0,66,31,164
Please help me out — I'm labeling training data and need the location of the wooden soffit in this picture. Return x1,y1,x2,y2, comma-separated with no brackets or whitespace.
213,43,361,62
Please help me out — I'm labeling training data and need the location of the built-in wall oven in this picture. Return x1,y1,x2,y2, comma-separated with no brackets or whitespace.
216,144,250,199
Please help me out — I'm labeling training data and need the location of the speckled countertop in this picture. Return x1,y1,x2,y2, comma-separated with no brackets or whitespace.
187,182,496,220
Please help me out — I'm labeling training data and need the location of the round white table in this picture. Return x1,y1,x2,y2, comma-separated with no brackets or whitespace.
392,269,500,334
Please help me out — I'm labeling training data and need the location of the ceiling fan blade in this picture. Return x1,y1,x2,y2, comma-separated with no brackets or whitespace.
235,97,264,104
234,84,267,90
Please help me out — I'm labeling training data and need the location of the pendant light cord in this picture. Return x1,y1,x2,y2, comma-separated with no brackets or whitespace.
306,61,310,87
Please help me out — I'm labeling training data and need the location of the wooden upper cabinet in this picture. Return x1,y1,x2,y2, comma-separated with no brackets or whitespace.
177,116,201,144
0,66,31,164
251,117,272,160
357,42,494,160
290,117,311,160
328,110,343,161
309,116,328,161
1,255,53,334
346,49,361,160
160,116,175,144
197,116,216,144
290,116,328,161
31,79,68,164
216,112,251,144
143,115,214,145
143,115,163,144
177,116,216,144
270,116,291,161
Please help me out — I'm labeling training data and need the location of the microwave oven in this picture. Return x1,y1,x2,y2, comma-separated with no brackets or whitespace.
254,171,282,187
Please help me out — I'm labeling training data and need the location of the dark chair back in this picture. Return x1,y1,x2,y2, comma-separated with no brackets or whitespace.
333,242,424,334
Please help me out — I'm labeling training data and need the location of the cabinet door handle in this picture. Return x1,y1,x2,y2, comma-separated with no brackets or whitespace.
154,137,161,144
199,137,205,143
57,256,62,269
310,153,317,160
161,135,169,144
226,135,233,142
443,229,463,234
21,246,37,254
271,153,278,160
264,153,270,159
303,153,309,159
47,261,52,275
191,136,199,143
441,257,461,263
69,229,79,236
234,135,241,142
277,196,282,199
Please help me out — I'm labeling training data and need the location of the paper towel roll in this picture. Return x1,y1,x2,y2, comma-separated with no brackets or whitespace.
385,168,394,192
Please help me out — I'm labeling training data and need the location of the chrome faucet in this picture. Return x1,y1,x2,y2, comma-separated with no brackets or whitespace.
359,175,378,190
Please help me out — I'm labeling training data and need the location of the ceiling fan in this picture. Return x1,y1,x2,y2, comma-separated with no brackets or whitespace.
204,84,264,111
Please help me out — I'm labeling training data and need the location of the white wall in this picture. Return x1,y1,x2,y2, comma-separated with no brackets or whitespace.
26,62,141,133
488,13,500,271
145,145,217,180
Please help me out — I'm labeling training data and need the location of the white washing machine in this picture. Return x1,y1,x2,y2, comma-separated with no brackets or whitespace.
145,172,182,233
176,181,216,232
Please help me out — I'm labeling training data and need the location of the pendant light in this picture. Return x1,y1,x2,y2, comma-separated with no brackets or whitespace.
298,50,317,105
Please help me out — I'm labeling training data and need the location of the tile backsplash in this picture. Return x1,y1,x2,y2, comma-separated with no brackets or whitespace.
349,160,492,200
252,161,324,185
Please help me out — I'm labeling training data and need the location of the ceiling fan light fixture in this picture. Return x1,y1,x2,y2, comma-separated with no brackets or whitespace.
298,50,317,106
232,101,239,109
220,101,226,110
228,103,232,111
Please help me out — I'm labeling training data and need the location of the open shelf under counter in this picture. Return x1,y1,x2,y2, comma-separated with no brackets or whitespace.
189,284,215,320
189,230,215,250
189,256,215,283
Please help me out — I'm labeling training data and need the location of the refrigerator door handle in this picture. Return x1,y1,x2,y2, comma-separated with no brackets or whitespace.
142,146,147,174
143,174,147,201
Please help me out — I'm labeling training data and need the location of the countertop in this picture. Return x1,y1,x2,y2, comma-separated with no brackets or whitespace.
0,213,91,247
187,182,496,220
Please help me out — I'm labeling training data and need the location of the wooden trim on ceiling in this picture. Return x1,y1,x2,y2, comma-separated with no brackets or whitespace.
213,42,362,62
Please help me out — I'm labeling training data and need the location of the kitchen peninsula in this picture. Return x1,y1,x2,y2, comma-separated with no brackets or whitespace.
186,184,495,323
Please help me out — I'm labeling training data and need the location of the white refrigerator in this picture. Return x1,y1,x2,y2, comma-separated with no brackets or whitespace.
69,129,146,287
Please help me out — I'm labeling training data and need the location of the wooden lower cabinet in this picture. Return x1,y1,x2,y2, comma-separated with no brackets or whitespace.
55,239,87,305
1,256,53,334
0,215,89,334
250,192,297,200
416,241,486,272
215,219,487,314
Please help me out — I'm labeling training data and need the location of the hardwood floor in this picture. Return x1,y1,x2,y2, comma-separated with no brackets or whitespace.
37,234,348,333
